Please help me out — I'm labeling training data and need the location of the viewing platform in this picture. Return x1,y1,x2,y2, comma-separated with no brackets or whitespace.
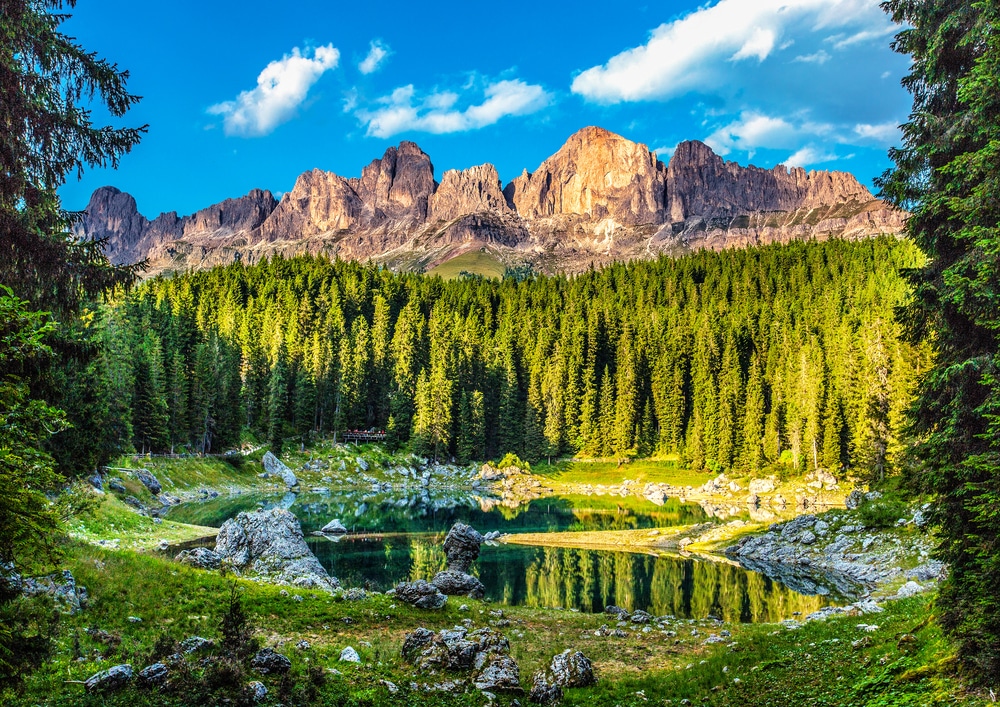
342,430,387,443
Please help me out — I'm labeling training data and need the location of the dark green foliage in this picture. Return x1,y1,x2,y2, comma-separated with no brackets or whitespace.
107,239,926,470
856,493,909,530
878,0,1000,679
219,582,259,660
0,0,145,477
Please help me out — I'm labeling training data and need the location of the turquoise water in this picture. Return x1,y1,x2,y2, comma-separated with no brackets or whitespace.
166,490,851,621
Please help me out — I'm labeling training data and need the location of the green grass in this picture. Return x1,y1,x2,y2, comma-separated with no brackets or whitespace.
112,455,264,495
427,251,506,280
4,542,986,706
534,459,714,489
66,490,218,550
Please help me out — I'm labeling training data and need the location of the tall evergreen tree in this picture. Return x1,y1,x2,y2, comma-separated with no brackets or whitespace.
879,0,1000,678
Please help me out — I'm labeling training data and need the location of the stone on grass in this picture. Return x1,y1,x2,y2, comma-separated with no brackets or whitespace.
20,569,87,614
180,636,214,654
136,469,162,495
84,664,133,693
629,610,652,624
473,653,521,692
174,547,222,570
401,627,436,660
431,569,485,599
403,626,521,693
529,671,563,705
262,451,298,487
393,580,447,609
247,681,268,703
549,649,596,687
215,508,339,592
340,646,361,663
137,662,169,687
895,581,925,598
251,647,292,674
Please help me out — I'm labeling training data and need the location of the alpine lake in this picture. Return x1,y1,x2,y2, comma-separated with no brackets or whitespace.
164,483,860,623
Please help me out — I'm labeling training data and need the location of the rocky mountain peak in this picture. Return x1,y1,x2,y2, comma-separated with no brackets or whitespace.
352,142,436,222
504,126,667,225
78,126,906,277
430,164,511,222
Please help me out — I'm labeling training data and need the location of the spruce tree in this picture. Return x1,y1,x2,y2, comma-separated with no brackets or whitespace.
879,0,1000,677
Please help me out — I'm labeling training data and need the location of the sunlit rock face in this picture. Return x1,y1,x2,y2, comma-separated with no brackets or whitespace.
77,127,906,277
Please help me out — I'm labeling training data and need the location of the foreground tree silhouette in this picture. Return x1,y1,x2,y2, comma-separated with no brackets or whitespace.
1,0,144,680
879,0,1000,679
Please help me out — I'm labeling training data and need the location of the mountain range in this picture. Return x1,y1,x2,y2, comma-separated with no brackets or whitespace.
75,126,906,276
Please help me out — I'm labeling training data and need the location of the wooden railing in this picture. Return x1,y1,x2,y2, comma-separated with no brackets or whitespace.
341,431,387,443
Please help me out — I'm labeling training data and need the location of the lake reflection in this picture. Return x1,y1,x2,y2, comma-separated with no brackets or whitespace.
166,490,841,621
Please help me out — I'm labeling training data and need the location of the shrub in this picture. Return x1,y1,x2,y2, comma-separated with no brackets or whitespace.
496,452,530,471
857,494,909,529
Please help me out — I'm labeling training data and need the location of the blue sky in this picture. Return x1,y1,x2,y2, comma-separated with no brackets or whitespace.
59,0,912,217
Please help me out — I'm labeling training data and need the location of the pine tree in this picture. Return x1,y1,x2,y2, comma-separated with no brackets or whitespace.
878,0,1000,677
742,354,765,474
412,366,452,461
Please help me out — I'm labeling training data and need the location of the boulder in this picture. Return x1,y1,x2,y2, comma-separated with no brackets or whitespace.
137,662,169,687
529,670,563,705
180,636,214,654
845,489,865,510
401,628,436,660
247,681,268,703
174,547,222,570
748,478,776,495
393,580,447,609
431,569,485,599
108,478,127,493
339,646,361,663
262,451,298,487
403,627,520,693
215,509,339,592
21,569,87,614
136,469,162,495
84,664,133,693
473,653,522,692
251,647,292,674
629,610,652,624
895,581,926,598
549,649,597,688
320,519,348,534
443,522,484,573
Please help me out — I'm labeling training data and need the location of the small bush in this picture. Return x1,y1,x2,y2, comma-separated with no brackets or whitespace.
858,494,909,529
496,452,530,471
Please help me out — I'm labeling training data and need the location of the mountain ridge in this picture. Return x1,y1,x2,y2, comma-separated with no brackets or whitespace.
76,126,906,276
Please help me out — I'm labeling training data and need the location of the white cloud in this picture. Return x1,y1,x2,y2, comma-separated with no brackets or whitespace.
783,146,840,168
705,111,827,156
794,50,831,64
731,27,777,62
356,79,551,138
209,44,339,137
854,121,899,143
653,145,677,159
359,41,390,74
570,0,885,104
829,24,897,49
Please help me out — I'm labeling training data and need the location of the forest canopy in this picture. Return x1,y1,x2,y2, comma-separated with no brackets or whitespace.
100,237,928,479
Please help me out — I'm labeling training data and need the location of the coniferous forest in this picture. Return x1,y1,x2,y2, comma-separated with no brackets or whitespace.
95,237,928,480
